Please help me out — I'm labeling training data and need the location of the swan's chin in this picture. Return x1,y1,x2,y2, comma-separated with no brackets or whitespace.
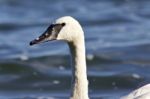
29,39,56,46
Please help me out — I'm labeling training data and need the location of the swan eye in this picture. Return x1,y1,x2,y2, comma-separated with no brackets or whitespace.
61,23,66,26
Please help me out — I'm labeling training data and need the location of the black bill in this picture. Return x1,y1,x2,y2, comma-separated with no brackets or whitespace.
30,23,65,46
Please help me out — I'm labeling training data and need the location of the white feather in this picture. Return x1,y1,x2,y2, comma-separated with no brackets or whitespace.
55,16,89,99
121,84,150,99
37,16,150,99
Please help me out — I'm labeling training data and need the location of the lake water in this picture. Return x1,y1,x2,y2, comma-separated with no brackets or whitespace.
0,0,150,99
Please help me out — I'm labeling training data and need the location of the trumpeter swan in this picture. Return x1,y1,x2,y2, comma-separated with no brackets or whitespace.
30,16,89,99
30,16,150,99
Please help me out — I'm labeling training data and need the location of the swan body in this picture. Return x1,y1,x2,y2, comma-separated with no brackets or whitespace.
30,16,89,99
121,84,150,99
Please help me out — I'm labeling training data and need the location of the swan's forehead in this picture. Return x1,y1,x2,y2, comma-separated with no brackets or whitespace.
55,16,76,24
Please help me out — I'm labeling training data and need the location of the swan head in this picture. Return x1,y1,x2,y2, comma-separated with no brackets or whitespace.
30,16,83,46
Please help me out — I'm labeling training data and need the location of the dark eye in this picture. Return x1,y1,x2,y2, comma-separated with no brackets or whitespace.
61,23,66,26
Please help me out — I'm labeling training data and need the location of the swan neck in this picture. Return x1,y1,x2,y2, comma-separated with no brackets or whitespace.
68,39,89,99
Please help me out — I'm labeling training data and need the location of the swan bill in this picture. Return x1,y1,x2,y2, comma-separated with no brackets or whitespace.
30,23,65,46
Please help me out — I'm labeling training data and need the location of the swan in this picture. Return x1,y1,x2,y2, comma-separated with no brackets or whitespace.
30,16,89,99
29,16,150,99
121,84,150,99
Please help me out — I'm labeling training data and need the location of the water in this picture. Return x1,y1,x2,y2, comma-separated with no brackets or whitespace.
0,0,150,98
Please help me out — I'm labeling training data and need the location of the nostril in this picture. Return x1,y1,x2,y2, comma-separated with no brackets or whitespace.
36,38,39,40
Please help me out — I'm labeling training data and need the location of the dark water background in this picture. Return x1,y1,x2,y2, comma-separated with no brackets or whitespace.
0,0,150,99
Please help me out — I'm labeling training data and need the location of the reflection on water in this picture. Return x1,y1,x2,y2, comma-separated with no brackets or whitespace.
0,0,150,98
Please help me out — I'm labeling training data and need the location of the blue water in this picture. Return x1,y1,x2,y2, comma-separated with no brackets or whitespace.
0,0,150,99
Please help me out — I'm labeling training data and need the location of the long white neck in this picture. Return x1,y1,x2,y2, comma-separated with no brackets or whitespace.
68,35,89,99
